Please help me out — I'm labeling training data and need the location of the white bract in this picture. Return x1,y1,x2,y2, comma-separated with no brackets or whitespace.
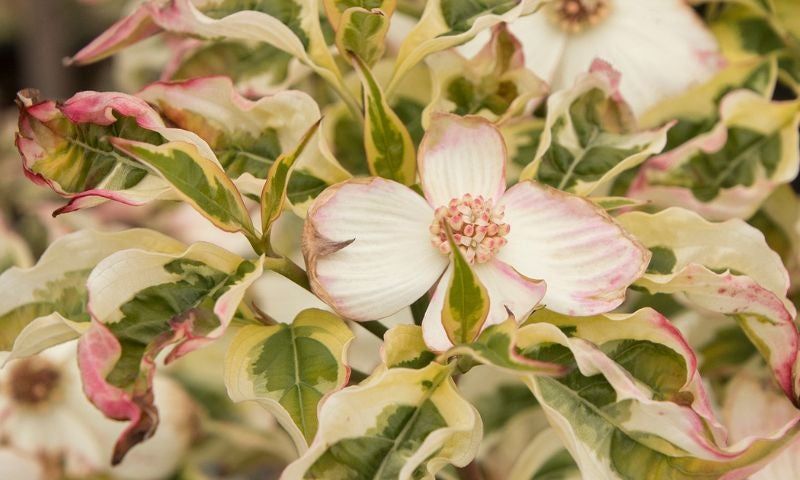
461,0,721,115
303,114,649,351
0,342,195,479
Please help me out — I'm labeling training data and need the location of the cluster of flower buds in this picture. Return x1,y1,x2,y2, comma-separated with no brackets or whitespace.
429,194,510,264
548,0,610,33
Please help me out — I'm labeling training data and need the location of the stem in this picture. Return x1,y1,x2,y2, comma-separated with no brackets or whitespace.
251,302,278,326
262,255,311,291
358,320,388,340
333,80,365,129
244,231,265,256
457,461,485,480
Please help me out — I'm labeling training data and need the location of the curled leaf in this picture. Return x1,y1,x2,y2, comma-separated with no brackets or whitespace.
78,243,263,462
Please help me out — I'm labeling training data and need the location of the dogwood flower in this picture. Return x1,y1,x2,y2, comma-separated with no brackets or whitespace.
303,114,649,351
460,0,721,115
0,342,196,479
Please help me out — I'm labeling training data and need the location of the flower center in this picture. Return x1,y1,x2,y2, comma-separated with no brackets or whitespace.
6,357,61,407
429,194,510,264
547,0,611,33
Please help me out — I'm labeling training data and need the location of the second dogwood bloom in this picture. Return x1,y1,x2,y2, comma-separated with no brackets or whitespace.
303,115,649,351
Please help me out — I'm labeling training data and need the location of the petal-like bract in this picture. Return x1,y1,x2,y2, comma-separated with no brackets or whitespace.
497,181,649,315
303,178,447,321
418,114,507,208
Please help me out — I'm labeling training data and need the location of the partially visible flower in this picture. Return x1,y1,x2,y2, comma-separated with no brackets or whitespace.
0,342,196,479
303,114,649,351
0,448,44,480
460,0,721,115
723,365,800,480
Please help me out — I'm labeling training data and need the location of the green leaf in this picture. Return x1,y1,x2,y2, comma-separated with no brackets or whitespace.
224,308,353,450
382,324,436,369
79,242,263,462
441,228,490,345
519,67,668,195
111,139,255,235
440,0,518,34
138,76,325,183
472,383,537,435
447,319,566,376
619,208,800,403
517,317,800,479
168,41,295,95
631,91,800,220
387,0,537,95
645,246,677,275
591,196,646,212
260,120,321,237
283,362,482,479
335,7,391,67
323,0,393,28
640,56,778,147
15,90,175,214
287,170,331,207
699,326,757,381
0,229,183,360
351,54,417,186
425,24,546,123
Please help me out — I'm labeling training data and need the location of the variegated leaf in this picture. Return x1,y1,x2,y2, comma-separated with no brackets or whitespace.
224,308,353,451
323,0,395,29
69,0,351,110
111,138,255,236
0,229,184,362
591,196,648,212
640,57,778,137
14,89,198,214
519,60,669,196
78,243,263,463
282,362,482,479
351,54,417,186
324,61,430,177
723,363,800,480
753,186,800,283
441,228,490,345
618,207,800,404
382,324,436,370
260,120,321,238
707,0,799,90
387,0,541,95
335,7,391,68
448,318,568,377
500,116,544,180
137,77,322,182
165,40,305,97
527,308,713,413
423,23,546,124
518,320,800,479
629,90,800,220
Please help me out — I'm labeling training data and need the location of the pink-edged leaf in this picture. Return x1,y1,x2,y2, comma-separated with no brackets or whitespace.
619,207,800,404
78,243,262,463
69,0,344,93
519,321,800,479
14,89,212,215
628,90,800,221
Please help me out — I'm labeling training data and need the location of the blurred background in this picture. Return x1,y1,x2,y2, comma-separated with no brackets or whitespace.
0,0,126,105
